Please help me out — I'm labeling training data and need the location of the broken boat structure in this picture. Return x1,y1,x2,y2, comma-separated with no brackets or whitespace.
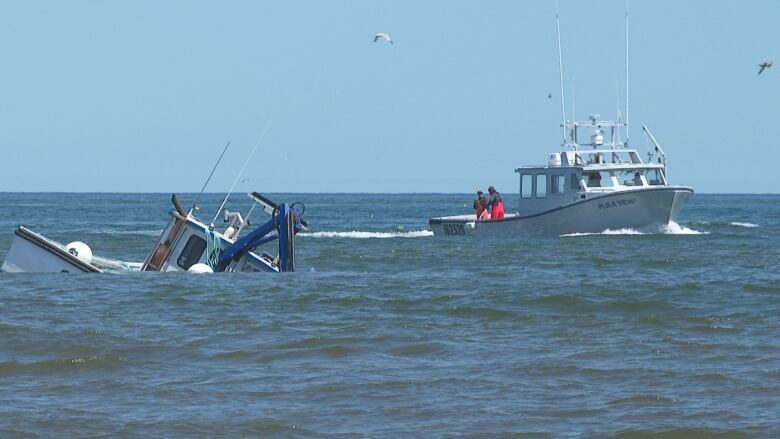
1,192,307,273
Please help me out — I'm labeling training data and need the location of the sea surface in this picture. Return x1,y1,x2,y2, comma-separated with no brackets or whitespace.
1,192,779,437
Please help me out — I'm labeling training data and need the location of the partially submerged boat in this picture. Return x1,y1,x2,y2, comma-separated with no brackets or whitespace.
429,117,693,236
1,192,307,273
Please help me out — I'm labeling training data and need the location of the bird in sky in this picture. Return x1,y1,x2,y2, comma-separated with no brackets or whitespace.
548,93,552,99
758,61,772,75
373,32,393,45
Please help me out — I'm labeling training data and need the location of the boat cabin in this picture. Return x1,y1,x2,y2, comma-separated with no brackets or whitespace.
141,192,305,273
513,115,670,215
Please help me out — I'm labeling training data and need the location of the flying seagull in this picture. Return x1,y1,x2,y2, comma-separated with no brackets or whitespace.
374,32,393,45
758,61,773,75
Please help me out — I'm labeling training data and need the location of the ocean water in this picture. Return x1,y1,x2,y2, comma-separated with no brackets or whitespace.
1,192,779,437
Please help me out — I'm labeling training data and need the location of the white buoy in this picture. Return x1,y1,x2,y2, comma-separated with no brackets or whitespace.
65,241,93,265
187,263,213,273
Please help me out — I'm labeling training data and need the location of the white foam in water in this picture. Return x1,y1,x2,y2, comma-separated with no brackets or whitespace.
660,221,708,235
300,230,434,239
560,228,643,237
602,228,645,235
728,222,759,228
560,221,707,237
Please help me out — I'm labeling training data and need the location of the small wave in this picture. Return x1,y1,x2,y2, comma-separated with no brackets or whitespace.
300,230,433,239
608,394,678,406
99,229,163,236
728,221,759,228
67,228,163,237
0,355,123,375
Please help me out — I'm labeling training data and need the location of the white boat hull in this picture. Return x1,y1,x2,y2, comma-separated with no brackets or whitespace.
429,187,693,236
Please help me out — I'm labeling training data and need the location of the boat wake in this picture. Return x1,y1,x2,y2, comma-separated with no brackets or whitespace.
300,230,434,239
560,230,642,237
659,221,707,235
560,221,707,237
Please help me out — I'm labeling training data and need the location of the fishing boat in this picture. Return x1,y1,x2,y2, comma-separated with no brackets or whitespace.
429,117,693,236
1,192,307,273
428,3,693,237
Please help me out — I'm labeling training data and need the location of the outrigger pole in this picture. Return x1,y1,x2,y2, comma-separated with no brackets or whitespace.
189,140,231,216
212,116,274,225
555,0,567,147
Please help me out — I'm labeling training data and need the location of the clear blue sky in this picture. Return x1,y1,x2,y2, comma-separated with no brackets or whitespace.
1,1,777,193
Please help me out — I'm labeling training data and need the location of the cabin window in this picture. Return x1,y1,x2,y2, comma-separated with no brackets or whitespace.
585,172,615,188
620,170,644,186
570,173,581,190
521,174,533,198
551,175,566,194
536,174,547,198
646,169,664,185
585,172,601,188
177,235,207,270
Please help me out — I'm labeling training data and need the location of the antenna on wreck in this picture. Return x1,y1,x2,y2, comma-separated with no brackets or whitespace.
212,116,274,226
189,140,231,216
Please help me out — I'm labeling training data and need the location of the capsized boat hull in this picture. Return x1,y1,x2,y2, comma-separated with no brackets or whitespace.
429,186,693,236
1,226,99,273
1,226,141,273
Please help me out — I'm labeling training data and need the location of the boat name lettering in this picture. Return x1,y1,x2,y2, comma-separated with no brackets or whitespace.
442,223,465,236
598,198,636,210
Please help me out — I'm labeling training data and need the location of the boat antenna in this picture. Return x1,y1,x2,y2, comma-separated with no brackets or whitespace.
616,78,621,144
555,0,567,147
625,0,630,146
211,116,275,225
571,76,575,129
189,140,231,216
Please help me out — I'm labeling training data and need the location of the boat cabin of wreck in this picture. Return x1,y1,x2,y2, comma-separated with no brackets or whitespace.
142,192,306,273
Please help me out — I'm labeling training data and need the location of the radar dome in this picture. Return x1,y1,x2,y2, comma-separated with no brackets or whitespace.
65,241,93,265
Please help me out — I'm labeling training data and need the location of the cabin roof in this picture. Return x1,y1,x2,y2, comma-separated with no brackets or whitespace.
515,162,664,173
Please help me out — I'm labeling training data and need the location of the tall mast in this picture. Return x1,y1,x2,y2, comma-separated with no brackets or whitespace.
625,0,630,145
616,78,621,144
555,0,567,146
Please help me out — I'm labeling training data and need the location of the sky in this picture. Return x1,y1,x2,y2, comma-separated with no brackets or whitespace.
0,0,778,193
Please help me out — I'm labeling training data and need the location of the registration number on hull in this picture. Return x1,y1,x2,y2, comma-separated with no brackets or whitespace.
441,223,466,236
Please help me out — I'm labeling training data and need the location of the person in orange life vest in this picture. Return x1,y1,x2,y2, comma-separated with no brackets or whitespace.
473,190,489,220
486,186,505,219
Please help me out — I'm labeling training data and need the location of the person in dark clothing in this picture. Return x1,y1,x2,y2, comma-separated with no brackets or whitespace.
473,190,489,220
486,186,505,219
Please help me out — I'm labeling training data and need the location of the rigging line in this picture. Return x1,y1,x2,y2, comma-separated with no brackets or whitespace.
189,140,231,216
555,0,567,146
212,116,275,225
